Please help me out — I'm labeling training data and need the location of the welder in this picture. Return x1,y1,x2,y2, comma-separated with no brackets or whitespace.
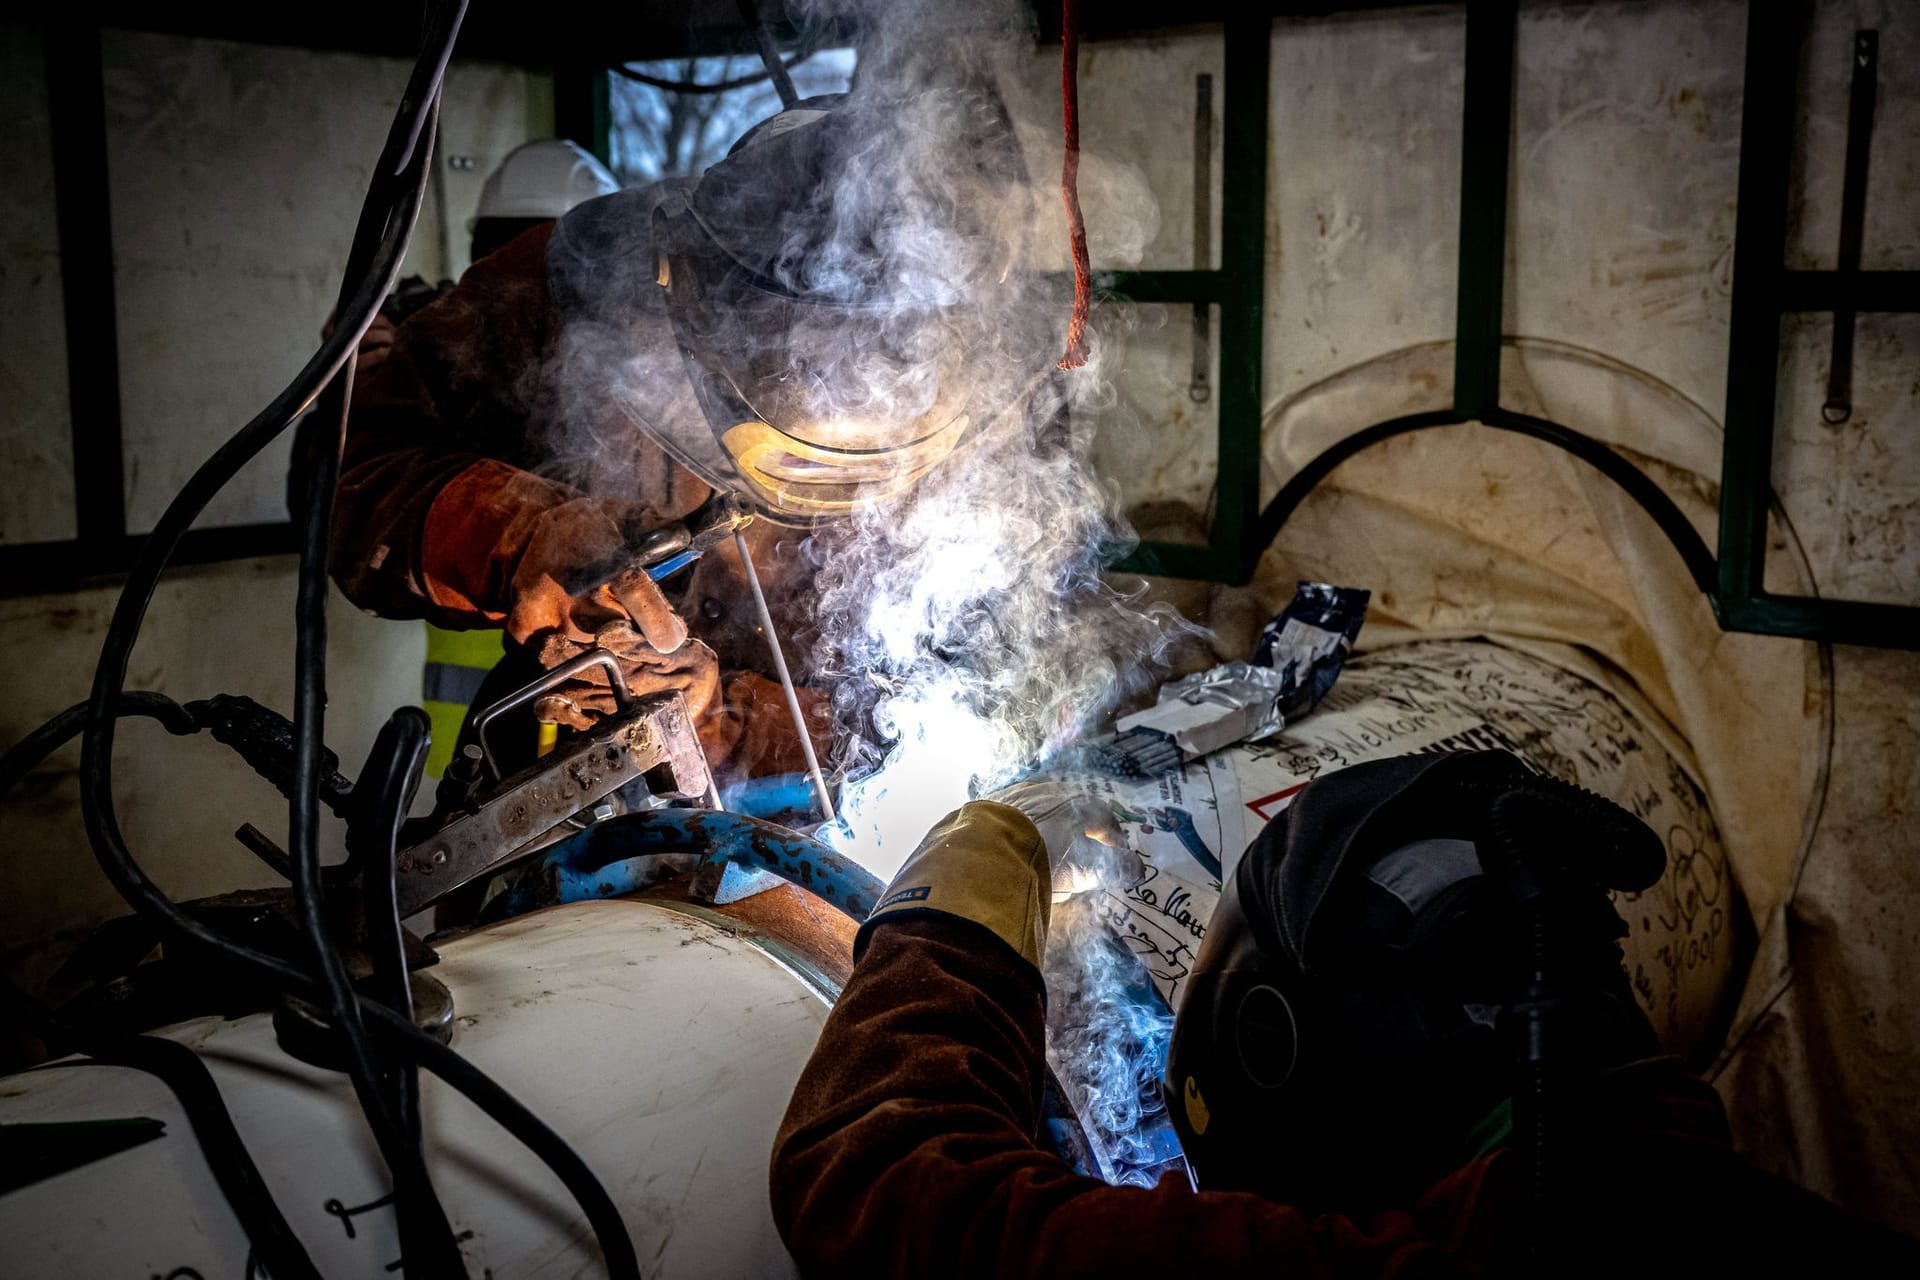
337,139,626,778
330,76,1035,788
771,751,1919,1275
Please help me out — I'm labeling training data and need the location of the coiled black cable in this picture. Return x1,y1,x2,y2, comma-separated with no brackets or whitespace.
29,0,639,1271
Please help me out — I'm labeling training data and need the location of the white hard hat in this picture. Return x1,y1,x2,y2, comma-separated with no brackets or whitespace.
476,140,619,221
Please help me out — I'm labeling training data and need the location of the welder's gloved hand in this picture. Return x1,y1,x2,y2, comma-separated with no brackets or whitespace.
531,620,721,733
505,499,690,653
860,802,1055,971
989,777,1139,903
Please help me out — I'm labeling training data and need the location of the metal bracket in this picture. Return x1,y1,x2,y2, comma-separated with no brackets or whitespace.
394,688,709,918
1821,30,1878,426
1717,10,1919,647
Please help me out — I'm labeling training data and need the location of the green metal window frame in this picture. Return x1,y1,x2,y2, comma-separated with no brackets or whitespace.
563,1,1919,650
1095,12,1270,583
1715,10,1919,647
1137,1,1919,650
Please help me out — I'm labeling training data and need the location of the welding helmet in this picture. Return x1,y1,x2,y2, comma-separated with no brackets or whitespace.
1163,751,1664,1212
646,85,1040,523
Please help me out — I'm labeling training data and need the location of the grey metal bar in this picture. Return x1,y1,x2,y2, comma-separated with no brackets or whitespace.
735,530,834,823
1190,72,1214,403
1822,29,1877,425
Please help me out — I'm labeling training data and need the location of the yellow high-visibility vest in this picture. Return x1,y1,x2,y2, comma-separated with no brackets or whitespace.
421,624,505,777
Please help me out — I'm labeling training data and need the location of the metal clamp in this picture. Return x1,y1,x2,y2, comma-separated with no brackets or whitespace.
395,687,710,918
470,648,634,781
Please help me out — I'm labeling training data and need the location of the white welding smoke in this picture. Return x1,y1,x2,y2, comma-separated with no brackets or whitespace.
813,400,1179,878
773,0,1185,879
786,3,1208,1188
1044,891,1183,1186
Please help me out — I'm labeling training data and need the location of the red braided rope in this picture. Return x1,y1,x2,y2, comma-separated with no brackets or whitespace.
1056,0,1091,371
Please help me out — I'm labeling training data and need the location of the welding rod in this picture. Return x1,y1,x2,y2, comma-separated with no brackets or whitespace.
735,530,835,824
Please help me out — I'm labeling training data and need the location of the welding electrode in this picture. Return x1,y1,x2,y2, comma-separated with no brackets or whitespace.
735,530,834,824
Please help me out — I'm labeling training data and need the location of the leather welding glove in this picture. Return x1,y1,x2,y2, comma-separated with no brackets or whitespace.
861,801,1054,971
991,777,1139,903
420,461,693,654
532,619,722,734
504,499,689,653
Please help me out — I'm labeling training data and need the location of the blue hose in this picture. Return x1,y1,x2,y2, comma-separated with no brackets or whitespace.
483,807,884,923
719,772,819,820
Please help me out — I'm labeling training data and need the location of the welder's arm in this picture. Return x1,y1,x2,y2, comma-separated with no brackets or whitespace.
770,802,1494,1278
332,221,567,627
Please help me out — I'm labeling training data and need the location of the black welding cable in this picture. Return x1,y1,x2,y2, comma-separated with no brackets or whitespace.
56,2,638,1270
362,1002,642,1279
293,362,464,1277
72,0,448,1263
0,693,197,798
5,696,637,1276
282,2,485,1256
0,975,322,1279
74,0,453,914
353,707,433,1145
290,22,466,1249
1,697,319,1276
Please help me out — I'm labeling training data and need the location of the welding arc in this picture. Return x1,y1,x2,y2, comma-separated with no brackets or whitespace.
40,0,634,1270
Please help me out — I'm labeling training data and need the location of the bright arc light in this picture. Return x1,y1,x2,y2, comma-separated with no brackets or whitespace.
823,686,1013,881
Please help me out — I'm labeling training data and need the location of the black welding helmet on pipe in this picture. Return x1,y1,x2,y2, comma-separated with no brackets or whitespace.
1163,751,1666,1213
647,79,1043,524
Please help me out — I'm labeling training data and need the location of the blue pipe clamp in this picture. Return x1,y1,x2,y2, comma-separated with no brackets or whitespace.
484,807,883,923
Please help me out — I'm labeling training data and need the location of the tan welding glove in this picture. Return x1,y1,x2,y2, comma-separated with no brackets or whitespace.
990,777,1137,902
505,499,689,652
860,801,1053,972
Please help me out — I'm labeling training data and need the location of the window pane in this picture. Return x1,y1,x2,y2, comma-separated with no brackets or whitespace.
609,49,857,185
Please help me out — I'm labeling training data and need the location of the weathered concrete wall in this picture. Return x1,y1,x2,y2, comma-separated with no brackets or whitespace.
102,30,553,533
0,28,76,545
0,28,550,983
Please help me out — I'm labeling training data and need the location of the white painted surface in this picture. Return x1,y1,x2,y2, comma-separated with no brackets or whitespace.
0,899,824,1278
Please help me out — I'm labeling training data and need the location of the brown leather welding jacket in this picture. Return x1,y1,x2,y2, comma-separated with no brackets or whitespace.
773,897,1911,1273
331,195,824,779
